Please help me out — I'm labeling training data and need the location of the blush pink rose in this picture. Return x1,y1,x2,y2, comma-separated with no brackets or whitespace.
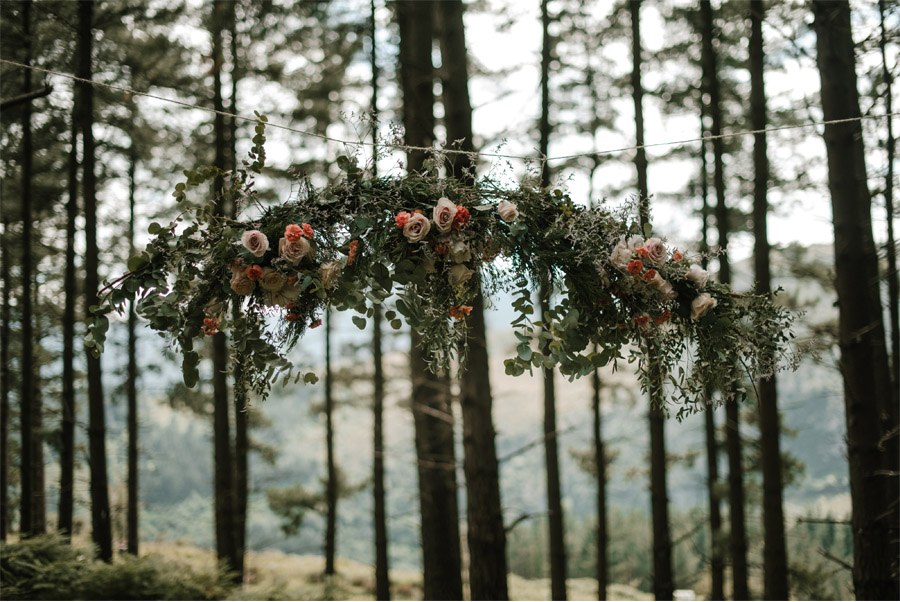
433,197,458,234
403,212,431,242
279,236,311,265
241,230,269,257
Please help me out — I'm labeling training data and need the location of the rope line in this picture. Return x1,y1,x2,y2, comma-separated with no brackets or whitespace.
2,57,897,163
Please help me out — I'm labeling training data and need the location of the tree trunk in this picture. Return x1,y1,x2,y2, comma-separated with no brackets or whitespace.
699,1,749,596
877,0,899,490
699,109,724,602
370,2,391,597
0,210,9,542
211,0,237,576
539,2,568,599
78,0,113,562
58,83,79,539
18,0,35,540
436,1,509,599
591,366,608,601
324,310,338,576
749,2,789,598
126,141,139,555
398,2,464,597
812,2,898,598
31,278,45,535
630,3,674,599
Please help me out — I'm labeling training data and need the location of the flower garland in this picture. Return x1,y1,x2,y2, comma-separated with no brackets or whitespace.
86,121,795,413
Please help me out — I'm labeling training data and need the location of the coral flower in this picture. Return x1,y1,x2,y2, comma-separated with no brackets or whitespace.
202,317,220,336
655,310,672,325
633,313,650,328
452,206,471,230
642,269,658,282
310,318,323,329
347,240,360,266
449,305,473,321
672,249,684,262
395,211,411,229
245,264,264,281
285,312,301,322
301,223,314,238
284,224,303,242
626,259,644,275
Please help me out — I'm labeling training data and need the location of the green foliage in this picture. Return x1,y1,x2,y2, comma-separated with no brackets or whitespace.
88,133,797,409
0,536,231,600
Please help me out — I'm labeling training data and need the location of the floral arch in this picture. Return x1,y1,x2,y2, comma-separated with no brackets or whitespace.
87,121,795,415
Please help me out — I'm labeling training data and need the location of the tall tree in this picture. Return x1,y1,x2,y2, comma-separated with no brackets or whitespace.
748,1,789,598
436,1,509,599
0,212,8,542
324,310,337,576
18,0,35,540
699,1,748,597
210,0,238,576
397,2,464,598
812,1,898,598
58,73,78,539
370,2,390,599
79,0,113,562
539,1,567,599
630,3,674,600
126,136,139,555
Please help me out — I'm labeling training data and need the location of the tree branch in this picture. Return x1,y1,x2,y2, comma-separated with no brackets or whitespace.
0,84,52,110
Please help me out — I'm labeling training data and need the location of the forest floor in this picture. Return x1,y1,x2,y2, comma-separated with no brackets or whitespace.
143,540,653,600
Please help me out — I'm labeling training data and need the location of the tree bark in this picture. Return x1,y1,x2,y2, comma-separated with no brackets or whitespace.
371,2,391,598
58,79,79,540
539,2,568,599
749,2,789,598
31,278,45,534
812,2,899,598
699,2,749,597
591,366,608,601
126,141,139,555
18,0,35,540
0,208,9,542
630,3,674,599
324,311,338,576
211,0,237,576
79,0,113,562
398,2,464,598
436,1,509,599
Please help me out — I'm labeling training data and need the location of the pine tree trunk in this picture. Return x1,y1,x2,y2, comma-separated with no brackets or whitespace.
0,211,9,542
812,2,898,597
18,0,35,540
539,2,568,599
591,365,608,601
699,2,749,596
58,86,79,539
749,2,789,598
370,3,391,598
630,2,674,599
31,278,45,535
436,1,509,599
211,0,237,575
398,2,464,597
324,311,338,576
78,0,113,562
126,142,139,556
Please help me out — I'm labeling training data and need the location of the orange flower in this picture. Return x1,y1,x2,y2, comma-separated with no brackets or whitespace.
626,259,644,275
284,224,303,242
655,310,672,325
395,211,411,228
633,313,650,328
672,249,684,262
449,304,473,320
433,241,450,256
347,240,360,266
634,246,649,258
202,317,220,336
245,265,263,281
301,223,314,238
642,268,658,282
285,312,301,322
452,206,471,230
310,318,323,329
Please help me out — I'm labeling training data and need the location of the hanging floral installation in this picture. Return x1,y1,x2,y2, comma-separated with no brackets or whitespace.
86,119,796,415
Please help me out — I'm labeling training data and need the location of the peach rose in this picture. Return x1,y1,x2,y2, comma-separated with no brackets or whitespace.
230,272,255,296
647,271,678,301
643,237,666,264
691,292,718,320
279,236,311,265
433,197,458,233
497,200,519,222
686,264,709,289
266,283,301,308
241,230,269,257
259,268,287,292
449,240,471,264
609,238,632,270
448,263,474,287
319,260,342,290
403,212,431,242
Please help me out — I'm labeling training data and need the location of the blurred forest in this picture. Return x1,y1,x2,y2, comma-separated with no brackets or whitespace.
0,0,897,601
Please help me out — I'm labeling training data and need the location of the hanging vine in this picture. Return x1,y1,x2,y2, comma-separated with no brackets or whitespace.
86,119,796,415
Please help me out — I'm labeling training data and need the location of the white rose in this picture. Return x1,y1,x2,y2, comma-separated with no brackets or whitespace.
685,264,709,289
497,200,519,222
449,240,471,264
319,260,342,290
432,197,458,233
279,236,311,265
691,292,718,320
448,263,474,288
241,230,269,257
643,237,666,264
403,212,432,242
609,239,632,270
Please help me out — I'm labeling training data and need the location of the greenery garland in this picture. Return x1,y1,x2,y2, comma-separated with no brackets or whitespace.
86,119,796,416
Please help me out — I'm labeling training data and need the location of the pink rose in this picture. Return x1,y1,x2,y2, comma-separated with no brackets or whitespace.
691,292,718,320
647,271,678,301
686,264,709,289
319,261,342,290
259,268,287,292
279,236,311,265
609,238,632,270
643,238,666,264
241,230,269,257
403,212,431,242
230,272,255,296
433,197,458,234
497,200,519,222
